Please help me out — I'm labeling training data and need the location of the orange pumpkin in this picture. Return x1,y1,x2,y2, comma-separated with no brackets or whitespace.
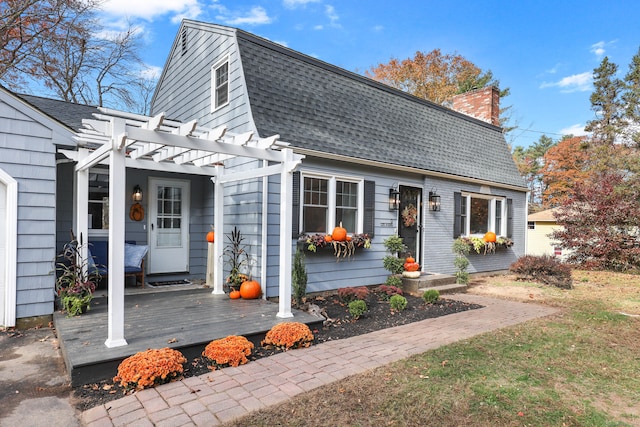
346,235,352,242
240,280,262,299
331,222,347,242
404,261,420,272
406,256,415,264
324,235,333,243
483,231,497,243
206,230,215,243
229,290,241,299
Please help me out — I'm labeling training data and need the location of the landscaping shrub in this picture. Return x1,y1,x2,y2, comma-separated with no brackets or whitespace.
510,255,573,289
348,299,368,319
292,249,307,307
338,286,369,303
389,294,408,312
113,348,187,391
375,284,403,300
202,335,254,370
384,275,403,288
262,322,314,350
422,289,440,304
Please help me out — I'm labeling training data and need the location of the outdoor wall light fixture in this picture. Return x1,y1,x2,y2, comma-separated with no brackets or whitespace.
389,186,400,211
132,185,143,202
429,191,441,211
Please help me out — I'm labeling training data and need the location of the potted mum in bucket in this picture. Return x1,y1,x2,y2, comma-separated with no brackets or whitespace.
54,236,101,316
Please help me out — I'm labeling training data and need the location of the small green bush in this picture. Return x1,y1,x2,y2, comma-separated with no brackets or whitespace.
422,289,440,304
383,255,405,275
389,294,408,312
348,299,368,319
509,255,572,289
385,275,403,288
338,286,369,303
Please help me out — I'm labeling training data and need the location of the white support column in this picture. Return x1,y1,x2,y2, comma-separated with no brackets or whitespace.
105,118,128,348
277,149,294,318
212,165,225,295
75,148,90,270
260,160,268,299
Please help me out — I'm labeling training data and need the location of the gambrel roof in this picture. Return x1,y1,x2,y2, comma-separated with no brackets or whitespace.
232,27,525,190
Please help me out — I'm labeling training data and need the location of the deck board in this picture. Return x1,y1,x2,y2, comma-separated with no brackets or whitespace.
54,287,322,386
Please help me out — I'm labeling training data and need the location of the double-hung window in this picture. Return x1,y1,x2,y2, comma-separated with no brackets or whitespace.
302,174,362,234
212,57,229,110
455,192,511,237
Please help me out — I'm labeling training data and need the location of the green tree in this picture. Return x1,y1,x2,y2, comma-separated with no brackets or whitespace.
623,47,640,146
512,135,556,210
584,57,626,147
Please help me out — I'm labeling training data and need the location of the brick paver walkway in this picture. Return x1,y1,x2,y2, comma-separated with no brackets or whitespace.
81,294,559,426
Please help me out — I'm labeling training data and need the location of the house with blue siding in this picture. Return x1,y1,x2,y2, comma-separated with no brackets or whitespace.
151,20,527,295
0,19,526,330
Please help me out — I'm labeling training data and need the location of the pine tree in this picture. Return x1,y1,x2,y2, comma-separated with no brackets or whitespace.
585,57,626,146
623,47,640,146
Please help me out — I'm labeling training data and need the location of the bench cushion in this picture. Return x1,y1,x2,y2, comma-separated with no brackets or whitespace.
125,243,149,269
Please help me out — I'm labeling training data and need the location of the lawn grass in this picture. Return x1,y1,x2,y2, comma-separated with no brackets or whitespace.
223,270,640,427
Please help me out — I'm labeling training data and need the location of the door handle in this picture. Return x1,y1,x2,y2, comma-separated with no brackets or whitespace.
151,223,154,231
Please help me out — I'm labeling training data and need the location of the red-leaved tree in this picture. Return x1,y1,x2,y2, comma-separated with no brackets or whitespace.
552,172,640,271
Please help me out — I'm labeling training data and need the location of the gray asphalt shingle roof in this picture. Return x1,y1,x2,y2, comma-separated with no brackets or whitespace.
18,93,98,132
236,30,526,189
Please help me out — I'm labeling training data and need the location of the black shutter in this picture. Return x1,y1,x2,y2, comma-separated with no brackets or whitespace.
363,180,375,238
453,192,462,238
292,171,300,237
507,198,513,238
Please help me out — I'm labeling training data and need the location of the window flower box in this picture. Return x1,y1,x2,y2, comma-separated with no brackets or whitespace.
455,236,514,255
298,233,371,259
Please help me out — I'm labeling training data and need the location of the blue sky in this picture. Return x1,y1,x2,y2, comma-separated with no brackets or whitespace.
99,0,640,149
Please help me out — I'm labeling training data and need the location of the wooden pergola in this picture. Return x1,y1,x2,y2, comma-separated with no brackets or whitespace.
64,108,303,348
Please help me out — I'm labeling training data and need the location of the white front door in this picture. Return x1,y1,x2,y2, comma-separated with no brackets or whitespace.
147,178,190,274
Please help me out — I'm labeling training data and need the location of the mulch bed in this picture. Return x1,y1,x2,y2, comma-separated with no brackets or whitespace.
73,292,482,411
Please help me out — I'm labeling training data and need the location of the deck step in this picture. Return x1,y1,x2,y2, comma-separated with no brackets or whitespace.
401,272,462,296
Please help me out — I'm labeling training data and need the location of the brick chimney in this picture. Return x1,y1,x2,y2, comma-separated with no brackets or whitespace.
451,86,500,127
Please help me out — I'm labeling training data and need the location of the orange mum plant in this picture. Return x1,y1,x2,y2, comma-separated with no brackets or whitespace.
262,322,314,350
202,335,254,370
113,347,187,391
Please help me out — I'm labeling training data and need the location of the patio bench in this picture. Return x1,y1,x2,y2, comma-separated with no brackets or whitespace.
88,241,149,288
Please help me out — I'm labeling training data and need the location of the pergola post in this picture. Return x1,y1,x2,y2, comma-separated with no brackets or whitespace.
105,118,128,348
75,148,89,270
277,148,294,318
212,165,225,295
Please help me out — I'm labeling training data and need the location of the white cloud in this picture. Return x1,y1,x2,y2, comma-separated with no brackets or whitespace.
140,65,162,80
559,123,588,137
213,5,272,26
591,41,606,57
101,0,202,22
373,25,384,32
313,24,324,30
283,0,321,9
540,71,592,93
325,4,340,27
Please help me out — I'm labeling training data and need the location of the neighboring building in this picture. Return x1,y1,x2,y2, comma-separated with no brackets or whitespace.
526,208,563,258
1,19,528,329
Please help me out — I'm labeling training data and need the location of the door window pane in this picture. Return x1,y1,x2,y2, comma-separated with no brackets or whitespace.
157,185,183,246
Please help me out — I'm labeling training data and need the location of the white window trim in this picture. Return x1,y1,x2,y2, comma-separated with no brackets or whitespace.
461,192,507,237
300,172,364,235
211,55,230,112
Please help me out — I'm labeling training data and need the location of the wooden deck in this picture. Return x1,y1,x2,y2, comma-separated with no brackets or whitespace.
53,286,323,386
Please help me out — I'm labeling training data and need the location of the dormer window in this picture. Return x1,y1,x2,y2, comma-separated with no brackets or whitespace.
212,57,229,110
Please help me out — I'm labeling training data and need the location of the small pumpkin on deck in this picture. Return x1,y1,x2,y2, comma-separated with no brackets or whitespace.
229,289,241,299
239,280,262,299
206,226,215,243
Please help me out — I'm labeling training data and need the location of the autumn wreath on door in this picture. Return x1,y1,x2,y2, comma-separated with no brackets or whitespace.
401,204,418,228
